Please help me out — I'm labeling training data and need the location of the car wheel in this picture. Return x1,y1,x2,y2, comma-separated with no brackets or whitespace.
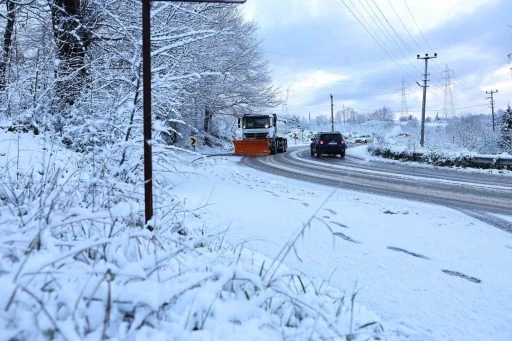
316,152,321,158
310,149,314,157
340,151,345,158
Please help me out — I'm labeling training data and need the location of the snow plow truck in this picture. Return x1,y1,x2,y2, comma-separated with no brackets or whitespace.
233,114,288,156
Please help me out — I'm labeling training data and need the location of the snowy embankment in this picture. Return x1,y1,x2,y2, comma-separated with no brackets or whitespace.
0,130,383,341
363,136,512,171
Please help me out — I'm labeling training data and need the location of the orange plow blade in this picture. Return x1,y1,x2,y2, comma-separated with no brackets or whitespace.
233,139,270,156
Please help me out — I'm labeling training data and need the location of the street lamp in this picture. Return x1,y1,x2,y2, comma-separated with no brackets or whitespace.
143,0,247,227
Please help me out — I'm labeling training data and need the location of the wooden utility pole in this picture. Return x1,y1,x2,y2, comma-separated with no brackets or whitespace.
416,53,437,147
486,90,498,132
142,0,247,226
330,94,334,132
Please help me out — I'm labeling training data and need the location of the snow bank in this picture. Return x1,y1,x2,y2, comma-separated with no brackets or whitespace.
0,131,384,340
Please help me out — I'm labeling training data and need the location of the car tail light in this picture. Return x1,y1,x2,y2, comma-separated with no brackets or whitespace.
341,140,345,145
320,141,324,145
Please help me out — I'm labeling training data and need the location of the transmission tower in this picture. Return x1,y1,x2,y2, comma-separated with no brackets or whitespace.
396,79,409,119
281,86,291,116
508,25,511,76
441,65,456,118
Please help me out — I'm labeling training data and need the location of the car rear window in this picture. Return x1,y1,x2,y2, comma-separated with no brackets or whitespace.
320,134,343,141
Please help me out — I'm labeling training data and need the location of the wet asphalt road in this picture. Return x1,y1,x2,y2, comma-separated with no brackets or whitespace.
241,146,512,233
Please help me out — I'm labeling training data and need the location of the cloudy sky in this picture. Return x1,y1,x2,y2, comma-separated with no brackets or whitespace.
241,0,512,119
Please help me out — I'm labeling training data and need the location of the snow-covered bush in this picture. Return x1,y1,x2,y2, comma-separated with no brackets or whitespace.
0,131,384,340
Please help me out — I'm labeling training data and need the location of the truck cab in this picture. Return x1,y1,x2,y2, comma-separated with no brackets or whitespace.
235,114,288,155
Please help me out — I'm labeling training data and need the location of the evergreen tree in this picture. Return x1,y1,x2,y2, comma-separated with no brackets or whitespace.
499,104,512,152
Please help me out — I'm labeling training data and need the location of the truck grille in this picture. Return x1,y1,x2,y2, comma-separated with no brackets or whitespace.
244,133,268,139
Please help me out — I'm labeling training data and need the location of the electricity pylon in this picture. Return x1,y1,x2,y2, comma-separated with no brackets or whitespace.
441,65,455,118
396,79,409,119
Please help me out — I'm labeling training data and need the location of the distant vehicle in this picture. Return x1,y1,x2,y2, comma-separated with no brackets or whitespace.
310,132,347,158
233,114,288,156
397,133,411,138
353,135,372,144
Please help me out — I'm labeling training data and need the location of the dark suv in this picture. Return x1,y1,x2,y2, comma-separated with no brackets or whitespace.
310,132,347,158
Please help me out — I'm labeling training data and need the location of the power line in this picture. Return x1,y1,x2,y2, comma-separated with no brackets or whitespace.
361,0,414,65
340,0,463,108
339,0,411,75
365,0,474,106
387,0,425,53
403,0,434,52
401,0,482,95
265,51,372,70
371,0,417,56
286,103,488,113
353,0,420,75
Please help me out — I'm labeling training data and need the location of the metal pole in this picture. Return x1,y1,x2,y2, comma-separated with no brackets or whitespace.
330,94,334,132
143,0,153,226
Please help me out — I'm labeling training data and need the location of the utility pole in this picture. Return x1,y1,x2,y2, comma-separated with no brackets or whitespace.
486,90,498,132
142,0,247,226
416,53,437,147
330,94,334,132
441,65,455,118
343,104,346,128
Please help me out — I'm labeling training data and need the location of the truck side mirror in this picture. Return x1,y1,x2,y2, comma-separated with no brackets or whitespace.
237,118,241,128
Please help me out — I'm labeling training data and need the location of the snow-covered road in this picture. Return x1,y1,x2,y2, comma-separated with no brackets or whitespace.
241,146,512,233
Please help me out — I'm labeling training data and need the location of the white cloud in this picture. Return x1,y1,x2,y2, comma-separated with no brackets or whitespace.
241,0,335,28
278,69,349,107
242,0,502,33
481,65,512,109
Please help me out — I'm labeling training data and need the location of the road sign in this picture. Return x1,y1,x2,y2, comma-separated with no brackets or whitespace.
189,136,198,146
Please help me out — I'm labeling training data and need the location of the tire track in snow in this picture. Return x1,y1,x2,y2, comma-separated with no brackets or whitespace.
240,147,512,233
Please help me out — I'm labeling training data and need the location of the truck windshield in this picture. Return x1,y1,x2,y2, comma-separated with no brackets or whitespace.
243,117,270,129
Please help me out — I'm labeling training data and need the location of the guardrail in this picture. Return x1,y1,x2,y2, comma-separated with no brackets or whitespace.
469,156,512,167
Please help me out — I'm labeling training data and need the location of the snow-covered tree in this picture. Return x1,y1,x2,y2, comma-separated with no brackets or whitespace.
499,104,512,152
368,106,394,122
0,1,279,153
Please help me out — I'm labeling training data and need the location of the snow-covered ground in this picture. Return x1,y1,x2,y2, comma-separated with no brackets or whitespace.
176,153,512,340
0,131,383,341
2,130,512,340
